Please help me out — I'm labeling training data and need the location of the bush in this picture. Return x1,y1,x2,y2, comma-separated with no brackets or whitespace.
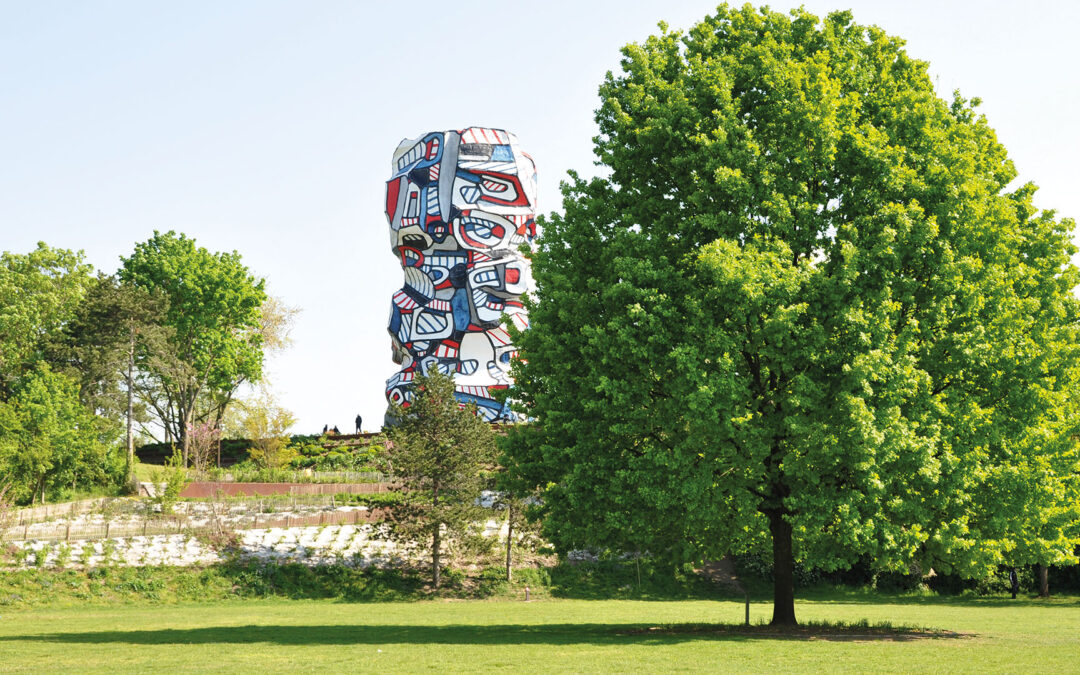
926,566,1030,596
731,553,823,588
547,557,719,600
149,450,188,514
872,571,924,593
1050,561,1080,593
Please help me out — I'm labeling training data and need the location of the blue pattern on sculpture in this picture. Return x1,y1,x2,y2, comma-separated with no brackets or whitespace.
383,127,537,422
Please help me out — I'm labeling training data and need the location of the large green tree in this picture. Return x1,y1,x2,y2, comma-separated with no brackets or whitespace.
387,370,497,588
120,231,267,462
504,5,1080,625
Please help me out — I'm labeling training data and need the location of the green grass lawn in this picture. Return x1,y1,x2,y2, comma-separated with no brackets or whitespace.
0,594,1076,673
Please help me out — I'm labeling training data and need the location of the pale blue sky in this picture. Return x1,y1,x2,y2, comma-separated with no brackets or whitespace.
2,1,1077,434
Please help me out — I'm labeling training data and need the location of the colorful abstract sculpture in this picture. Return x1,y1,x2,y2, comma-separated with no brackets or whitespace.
383,127,537,422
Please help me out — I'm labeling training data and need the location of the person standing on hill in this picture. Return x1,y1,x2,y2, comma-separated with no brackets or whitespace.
355,414,363,434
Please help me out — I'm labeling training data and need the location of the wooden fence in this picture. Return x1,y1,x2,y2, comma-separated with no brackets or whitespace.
1,507,391,544
10,498,116,527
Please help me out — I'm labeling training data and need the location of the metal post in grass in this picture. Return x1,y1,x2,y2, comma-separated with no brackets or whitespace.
105,522,110,538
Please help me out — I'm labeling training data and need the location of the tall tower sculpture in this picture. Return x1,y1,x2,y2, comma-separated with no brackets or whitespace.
383,127,537,422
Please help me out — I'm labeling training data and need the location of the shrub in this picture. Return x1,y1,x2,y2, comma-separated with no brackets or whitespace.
732,553,823,588
54,543,72,568
149,449,188,514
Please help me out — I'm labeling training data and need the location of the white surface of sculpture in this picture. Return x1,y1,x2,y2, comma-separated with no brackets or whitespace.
383,127,537,422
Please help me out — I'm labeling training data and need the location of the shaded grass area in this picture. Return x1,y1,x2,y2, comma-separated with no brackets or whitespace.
624,620,967,641
0,558,728,609
0,597,1077,673
2,558,1074,614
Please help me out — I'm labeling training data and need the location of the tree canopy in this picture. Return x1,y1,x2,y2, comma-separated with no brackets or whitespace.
0,243,91,393
504,4,1080,625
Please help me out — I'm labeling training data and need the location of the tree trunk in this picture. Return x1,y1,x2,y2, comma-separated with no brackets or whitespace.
126,330,135,484
432,526,441,588
1037,564,1049,598
432,482,441,588
768,510,797,626
181,406,192,467
505,502,514,582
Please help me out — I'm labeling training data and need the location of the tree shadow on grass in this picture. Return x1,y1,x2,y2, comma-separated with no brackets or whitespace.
0,623,970,647
795,588,1080,608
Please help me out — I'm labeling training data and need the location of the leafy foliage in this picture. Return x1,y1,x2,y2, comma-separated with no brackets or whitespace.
504,4,1080,626
0,243,91,393
119,230,267,460
0,364,121,504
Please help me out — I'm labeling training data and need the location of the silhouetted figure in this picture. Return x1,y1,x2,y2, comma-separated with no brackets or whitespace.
322,424,328,434
1010,568,1019,599
332,425,340,435
355,414,362,434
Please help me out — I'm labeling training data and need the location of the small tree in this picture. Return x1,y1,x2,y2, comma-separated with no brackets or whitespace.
185,420,220,476
241,391,297,470
386,370,497,588
493,490,540,582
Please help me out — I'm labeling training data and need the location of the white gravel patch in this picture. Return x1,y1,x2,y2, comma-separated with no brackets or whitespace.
6,523,416,569
5,499,516,570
